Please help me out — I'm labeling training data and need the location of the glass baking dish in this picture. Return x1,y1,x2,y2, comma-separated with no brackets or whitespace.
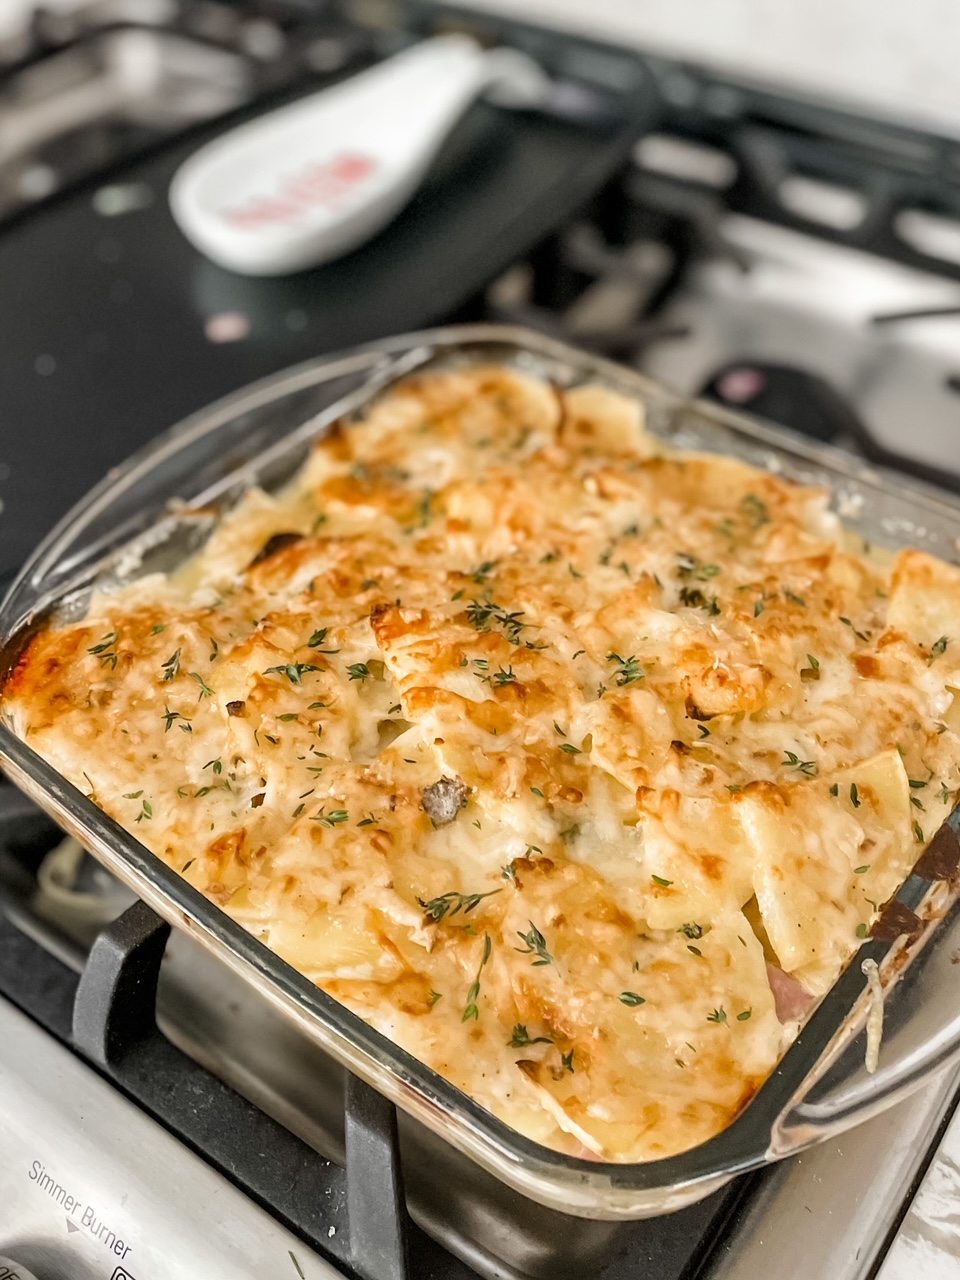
4,325,960,1246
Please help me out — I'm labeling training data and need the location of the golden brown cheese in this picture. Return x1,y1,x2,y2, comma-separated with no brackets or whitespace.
6,363,960,1162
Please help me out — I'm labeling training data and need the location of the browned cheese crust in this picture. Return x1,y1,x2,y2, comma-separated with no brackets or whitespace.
6,365,960,1161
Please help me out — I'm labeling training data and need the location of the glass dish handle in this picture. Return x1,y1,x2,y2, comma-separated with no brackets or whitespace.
771,874,960,1156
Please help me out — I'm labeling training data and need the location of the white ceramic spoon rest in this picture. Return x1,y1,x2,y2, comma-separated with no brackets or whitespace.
169,34,548,277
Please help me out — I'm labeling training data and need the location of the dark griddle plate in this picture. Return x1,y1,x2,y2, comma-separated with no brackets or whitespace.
0,18,656,580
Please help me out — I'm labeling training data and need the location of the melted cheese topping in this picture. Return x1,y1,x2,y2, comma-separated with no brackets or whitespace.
6,365,960,1162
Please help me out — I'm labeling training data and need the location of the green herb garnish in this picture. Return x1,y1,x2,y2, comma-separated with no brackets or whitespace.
782,751,817,776
676,554,721,581
515,922,553,967
607,652,644,686
87,631,119,669
463,934,492,1022
678,585,720,614
465,597,528,645
264,662,322,685
188,671,214,699
307,628,340,653
418,889,502,923
739,493,769,527
508,1025,552,1048
311,807,349,827
161,648,181,682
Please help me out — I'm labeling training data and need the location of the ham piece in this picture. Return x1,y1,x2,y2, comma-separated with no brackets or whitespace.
766,962,815,1023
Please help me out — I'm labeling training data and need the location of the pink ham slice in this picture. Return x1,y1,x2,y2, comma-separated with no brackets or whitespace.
766,962,815,1023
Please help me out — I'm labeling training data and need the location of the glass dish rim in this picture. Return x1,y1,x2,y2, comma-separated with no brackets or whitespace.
2,321,960,1218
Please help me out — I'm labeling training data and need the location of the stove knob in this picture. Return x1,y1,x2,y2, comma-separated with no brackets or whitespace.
0,1258,41,1280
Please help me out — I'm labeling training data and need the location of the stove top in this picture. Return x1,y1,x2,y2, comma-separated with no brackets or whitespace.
0,0,652,583
4,3,960,1279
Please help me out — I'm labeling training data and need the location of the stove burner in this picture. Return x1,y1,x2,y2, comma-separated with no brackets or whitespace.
713,365,767,405
701,361,868,444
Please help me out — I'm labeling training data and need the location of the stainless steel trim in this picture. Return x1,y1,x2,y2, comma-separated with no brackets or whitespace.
0,998,341,1280
700,1063,960,1280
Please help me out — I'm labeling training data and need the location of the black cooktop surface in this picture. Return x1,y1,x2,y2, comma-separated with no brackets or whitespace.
0,9,655,582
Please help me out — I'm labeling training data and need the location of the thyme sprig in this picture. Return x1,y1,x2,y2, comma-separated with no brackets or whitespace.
607,652,644,686
161,648,181,682
311,807,349,827
678,586,720,615
264,662,322,685
463,934,492,1022
931,635,950,661
417,889,502,923
740,493,769,528
782,751,818,776
307,627,340,653
470,560,498,584
465,597,528,645
515,921,553,967
124,791,152,823
507,1024,553,1048
188,671,214,699
678,922,703,939
676,554,721,581
87,631,119,669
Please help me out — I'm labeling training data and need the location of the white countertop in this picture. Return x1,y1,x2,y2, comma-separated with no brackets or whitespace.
455,0,960,138
876,1099,960,1280
8,0,960,137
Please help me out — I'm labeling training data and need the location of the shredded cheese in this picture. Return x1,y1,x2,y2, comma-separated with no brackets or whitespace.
861,957,884,1075
4,363,958,1161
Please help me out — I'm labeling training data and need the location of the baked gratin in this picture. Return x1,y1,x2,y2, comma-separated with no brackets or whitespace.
6,364,960,1163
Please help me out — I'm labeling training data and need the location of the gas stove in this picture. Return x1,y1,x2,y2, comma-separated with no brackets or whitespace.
3,3,960,1279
